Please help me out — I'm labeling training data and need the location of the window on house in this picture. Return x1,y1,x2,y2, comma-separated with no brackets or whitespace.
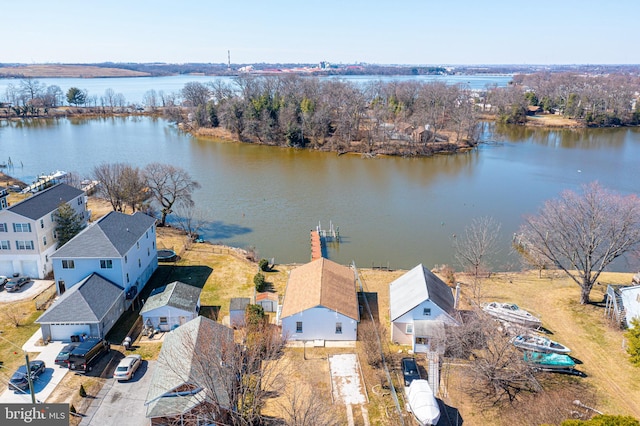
136,241,140,249
406,323,413,334
126,273,130,283
43,236,47,246
153,242,155,249
0,240,10,250
100,259,113,269
147,247,150,256
0,223,7,232
15,240,34,250
77,198,82,205
62,260,75,269
124,255,128,263
146,231,148,239
335,322,343,334
50,213,55,222
159,317,168,324
40,219,44,229
296,322,303,333
53,230,58,239
423,308,431,316
13,223,31,232
138,258,141,267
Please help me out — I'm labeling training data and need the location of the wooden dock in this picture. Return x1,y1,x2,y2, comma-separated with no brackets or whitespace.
310,230,322,261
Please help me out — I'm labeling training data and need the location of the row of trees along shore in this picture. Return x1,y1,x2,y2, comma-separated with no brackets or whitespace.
2,72,640,155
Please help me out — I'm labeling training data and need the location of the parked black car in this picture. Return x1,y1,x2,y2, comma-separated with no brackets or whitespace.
8,360,46,391
67,338,110,373
55,343,80,367
5,276,31,292
401,357,421,387
0,275,8,290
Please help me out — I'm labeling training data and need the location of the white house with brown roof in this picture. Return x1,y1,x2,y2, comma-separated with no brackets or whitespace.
279,258,359,341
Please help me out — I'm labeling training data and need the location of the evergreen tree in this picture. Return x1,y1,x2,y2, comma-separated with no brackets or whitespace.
54,203,86,247
625,317,640,366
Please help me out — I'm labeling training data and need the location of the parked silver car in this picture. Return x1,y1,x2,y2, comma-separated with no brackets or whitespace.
113,355,142,381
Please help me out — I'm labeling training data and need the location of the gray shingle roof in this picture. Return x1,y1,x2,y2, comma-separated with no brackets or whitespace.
52,211,156,258
36,273,123,324
140,281,201,315
8,183,84,220
389,264,455,321
145,317,234,419
229,297,250,312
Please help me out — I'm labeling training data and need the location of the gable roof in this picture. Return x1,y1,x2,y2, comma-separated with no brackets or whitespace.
52,211,156,258
8,183,83,220
140,281,201,315
280,258,358,320
36,273,123,324
230,297,250,312
389,264,455,321
145,316,234,419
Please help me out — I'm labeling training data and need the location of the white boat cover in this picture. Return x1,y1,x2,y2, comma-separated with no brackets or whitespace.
407,379,440,425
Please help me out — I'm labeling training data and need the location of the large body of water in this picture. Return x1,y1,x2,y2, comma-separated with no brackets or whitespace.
0,74,513,105
1,115,638,271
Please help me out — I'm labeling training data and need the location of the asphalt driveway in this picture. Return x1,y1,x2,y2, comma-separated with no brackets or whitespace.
80,360,155,426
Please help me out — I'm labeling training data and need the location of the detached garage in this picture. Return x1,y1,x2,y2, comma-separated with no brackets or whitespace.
37,273,124,342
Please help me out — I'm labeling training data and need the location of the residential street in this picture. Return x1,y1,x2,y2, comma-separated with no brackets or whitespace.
80,360,155,426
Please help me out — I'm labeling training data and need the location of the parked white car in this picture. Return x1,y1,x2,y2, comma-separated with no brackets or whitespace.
113,354,142,381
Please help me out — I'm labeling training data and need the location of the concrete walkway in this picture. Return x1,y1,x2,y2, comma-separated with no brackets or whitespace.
0,329,68,403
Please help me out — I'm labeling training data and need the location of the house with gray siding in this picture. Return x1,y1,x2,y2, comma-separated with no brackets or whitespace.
36,273,124,341
51,211,157,302
0,183,88,279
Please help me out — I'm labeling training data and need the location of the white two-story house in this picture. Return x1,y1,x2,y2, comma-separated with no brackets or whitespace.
0,183,88,279
51,211,158,301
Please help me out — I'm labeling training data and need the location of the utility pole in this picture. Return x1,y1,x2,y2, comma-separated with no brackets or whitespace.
24,352,36,404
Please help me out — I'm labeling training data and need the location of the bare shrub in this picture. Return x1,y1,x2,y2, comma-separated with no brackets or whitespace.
358,320,387,368
278,382,340,426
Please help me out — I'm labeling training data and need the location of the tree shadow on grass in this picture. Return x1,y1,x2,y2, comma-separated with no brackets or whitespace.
200,221,252,240
199,305,221,321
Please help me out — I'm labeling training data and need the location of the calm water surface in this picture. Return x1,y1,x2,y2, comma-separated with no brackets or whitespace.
0,117,638,270
0,74,512,105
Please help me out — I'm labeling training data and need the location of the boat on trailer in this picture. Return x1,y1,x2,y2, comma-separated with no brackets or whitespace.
512,334,571,354
482,302,542,328
406,379,440,426
523,351,575,370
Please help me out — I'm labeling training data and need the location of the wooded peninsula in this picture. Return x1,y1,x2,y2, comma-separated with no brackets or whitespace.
2,65,640,157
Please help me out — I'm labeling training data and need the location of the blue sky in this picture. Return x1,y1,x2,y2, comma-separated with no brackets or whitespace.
3,0,638,65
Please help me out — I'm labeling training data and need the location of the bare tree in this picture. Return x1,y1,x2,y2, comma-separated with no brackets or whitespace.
120,165,150,212
451,313,540,406
173,204,206,240
93,163,127,212
453,216,502,301
161,317,287,425
517,182,640,304
144,163,201,226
